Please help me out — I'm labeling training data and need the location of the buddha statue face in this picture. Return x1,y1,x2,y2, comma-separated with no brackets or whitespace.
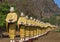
9,7,15,12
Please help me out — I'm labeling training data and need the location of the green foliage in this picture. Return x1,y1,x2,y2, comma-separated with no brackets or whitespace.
55,29,60,32
41,18,49,23
54,14,60,16
41,14,60,25
0,2,10,27
49,14,56,25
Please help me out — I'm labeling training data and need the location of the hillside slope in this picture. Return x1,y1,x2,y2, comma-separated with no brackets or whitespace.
3,0,60,18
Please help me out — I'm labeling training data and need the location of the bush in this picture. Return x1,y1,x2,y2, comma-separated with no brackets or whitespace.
0,2,10,28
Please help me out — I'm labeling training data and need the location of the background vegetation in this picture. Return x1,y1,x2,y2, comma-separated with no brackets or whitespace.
0,1,10,28
41,14,60,26
0,1,60,32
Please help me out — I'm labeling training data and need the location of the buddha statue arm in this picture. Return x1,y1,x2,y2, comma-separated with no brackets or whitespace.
12,13,17,22
6,13,11,23
17,18,21,29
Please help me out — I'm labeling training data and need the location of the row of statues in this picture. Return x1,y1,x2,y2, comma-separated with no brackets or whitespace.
6,7,58,42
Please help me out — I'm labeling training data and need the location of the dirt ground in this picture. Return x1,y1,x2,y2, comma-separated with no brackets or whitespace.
33,31,60,42
0,31,60,42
